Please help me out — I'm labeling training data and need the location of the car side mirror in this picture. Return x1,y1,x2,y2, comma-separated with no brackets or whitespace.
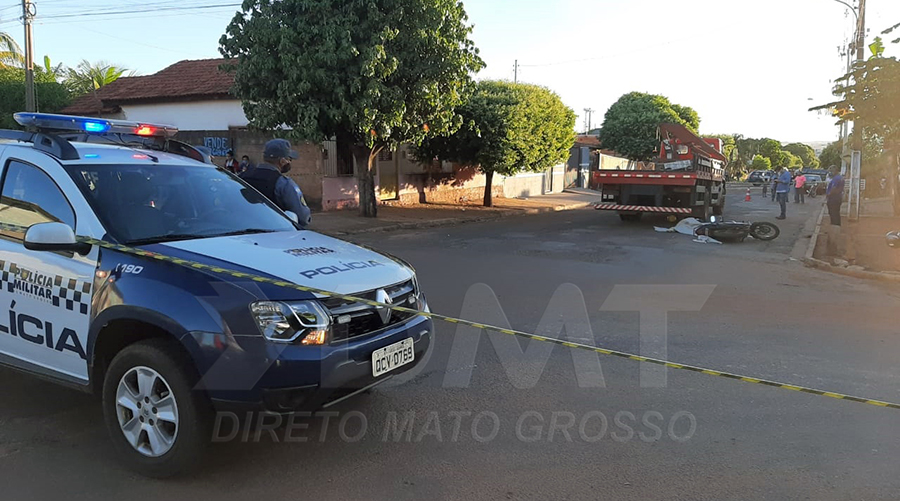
24,222,88,254
284,211,300,224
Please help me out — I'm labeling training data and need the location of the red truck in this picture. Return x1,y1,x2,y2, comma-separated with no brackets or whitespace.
592,123,727,221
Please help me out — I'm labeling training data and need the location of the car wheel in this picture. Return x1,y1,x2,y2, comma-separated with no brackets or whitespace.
102,338,211,478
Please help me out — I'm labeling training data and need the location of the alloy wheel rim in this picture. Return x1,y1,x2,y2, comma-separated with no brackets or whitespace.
115,366,179,458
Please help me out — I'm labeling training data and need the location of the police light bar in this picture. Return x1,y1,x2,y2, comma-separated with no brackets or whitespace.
14,112,178,138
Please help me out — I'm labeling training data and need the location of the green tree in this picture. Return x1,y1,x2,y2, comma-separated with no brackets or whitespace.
219,0,484,217
0,30,23,68
597,92,701,160
783,142,819,168
750,154,771,171
670,104,700,132
415,81,575,207
819,140,843,169
811,47,900,164
63,60,132,96
786,151,804,169
0,64,71,129
735,136,763,165
758,138,782,163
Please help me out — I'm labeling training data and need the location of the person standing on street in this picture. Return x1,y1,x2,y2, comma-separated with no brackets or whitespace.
826,166,845,226
223,149,240,173
240,139,312,228
794,170,806,204
239,155,254,172
775,167,791,220
771,174,778,202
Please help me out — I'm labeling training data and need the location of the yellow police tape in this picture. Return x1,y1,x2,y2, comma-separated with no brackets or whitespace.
5,221,898,410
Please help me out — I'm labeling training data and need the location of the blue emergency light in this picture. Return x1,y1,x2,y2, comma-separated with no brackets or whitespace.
13,112,178,138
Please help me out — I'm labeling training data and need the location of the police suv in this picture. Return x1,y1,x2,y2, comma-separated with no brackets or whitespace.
0,113,433,476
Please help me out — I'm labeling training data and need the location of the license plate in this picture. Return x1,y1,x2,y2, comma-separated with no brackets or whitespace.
372,338,415,377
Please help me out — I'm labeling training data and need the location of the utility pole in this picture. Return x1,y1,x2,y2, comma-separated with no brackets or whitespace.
848,0,866,220
22,0,35,112
513,60,519,83
583,108,594,133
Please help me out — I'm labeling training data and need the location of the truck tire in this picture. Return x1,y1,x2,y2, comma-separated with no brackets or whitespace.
619,213,642,222
712,203,724,216
102,338,211,478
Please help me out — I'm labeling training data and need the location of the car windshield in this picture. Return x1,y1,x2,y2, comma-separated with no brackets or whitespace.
66,163,297,244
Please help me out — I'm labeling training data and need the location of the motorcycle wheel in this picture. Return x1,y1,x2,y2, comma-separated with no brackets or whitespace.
749,222,780,241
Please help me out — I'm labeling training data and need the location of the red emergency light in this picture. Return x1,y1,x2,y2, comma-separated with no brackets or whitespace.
134,125,156,136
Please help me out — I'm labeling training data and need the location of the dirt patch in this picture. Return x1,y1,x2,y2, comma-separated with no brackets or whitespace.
848,217,900,272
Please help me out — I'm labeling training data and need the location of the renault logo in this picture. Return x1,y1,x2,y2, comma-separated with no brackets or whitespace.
375,289,392,324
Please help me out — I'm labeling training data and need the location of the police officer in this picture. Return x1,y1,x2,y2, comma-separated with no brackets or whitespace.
240,139,312,227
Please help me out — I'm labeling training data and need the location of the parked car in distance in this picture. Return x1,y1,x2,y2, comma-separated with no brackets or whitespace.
747,170,773,186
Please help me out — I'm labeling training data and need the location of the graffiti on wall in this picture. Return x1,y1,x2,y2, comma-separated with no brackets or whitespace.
203,137,231,157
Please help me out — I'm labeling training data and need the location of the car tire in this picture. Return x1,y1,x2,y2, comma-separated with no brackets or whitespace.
102,338,211,478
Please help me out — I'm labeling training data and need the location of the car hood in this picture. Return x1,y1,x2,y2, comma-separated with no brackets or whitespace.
159,230,413,295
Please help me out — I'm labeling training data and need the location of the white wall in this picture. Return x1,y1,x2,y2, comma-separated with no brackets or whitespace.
120,100,248,131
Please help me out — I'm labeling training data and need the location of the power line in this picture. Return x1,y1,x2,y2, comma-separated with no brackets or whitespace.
74,25,213,58
38,2,241,20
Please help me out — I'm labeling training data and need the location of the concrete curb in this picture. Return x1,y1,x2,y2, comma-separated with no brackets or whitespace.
800,205,900,283
320,201,593,237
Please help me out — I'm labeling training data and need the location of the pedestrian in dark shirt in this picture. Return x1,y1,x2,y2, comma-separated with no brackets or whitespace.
826,167,845,226
239,155,253,172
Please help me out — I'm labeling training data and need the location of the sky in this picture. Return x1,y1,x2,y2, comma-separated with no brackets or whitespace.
1,0,898,144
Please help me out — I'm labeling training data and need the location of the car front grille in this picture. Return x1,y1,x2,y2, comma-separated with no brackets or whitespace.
323,280,419,343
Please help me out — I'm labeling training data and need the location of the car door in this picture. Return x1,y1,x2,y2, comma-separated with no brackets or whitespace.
0,154,100,383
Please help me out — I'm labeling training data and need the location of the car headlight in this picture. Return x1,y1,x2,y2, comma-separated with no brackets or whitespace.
249,300,331,344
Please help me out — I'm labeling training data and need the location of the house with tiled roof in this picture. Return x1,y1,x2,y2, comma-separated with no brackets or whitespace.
63,58,245,131
64,58,565,210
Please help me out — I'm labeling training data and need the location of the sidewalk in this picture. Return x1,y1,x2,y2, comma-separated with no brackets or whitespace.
809,197,900,277
312,190,599,236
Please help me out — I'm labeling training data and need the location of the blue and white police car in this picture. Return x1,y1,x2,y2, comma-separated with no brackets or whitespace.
0,113,433,476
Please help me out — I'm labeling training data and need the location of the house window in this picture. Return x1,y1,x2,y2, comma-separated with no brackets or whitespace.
378,149,393,162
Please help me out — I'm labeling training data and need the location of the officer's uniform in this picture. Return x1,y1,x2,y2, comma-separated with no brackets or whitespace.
240,139,312,227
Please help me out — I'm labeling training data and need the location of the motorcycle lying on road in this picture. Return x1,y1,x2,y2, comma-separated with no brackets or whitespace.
694,216,780,242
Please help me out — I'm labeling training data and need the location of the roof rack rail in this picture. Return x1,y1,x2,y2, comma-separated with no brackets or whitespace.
0,129,80,160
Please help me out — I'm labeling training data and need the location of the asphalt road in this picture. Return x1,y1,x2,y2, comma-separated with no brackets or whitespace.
4,187,900,500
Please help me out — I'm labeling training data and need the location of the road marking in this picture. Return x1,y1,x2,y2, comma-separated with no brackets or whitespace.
2,220,897,411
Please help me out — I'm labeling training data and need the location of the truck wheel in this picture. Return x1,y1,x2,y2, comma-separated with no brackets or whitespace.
102,338,211,478
712,204,724,216
619,213,642,222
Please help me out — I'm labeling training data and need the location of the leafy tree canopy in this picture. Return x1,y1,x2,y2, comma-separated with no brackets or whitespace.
783,142,820,168
415,80,575,206
0,63,71,128
219,0,484,217
0,30,22,68
597,91,700,160
751,154,771,171
63,60,132,96
819,140,842,169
